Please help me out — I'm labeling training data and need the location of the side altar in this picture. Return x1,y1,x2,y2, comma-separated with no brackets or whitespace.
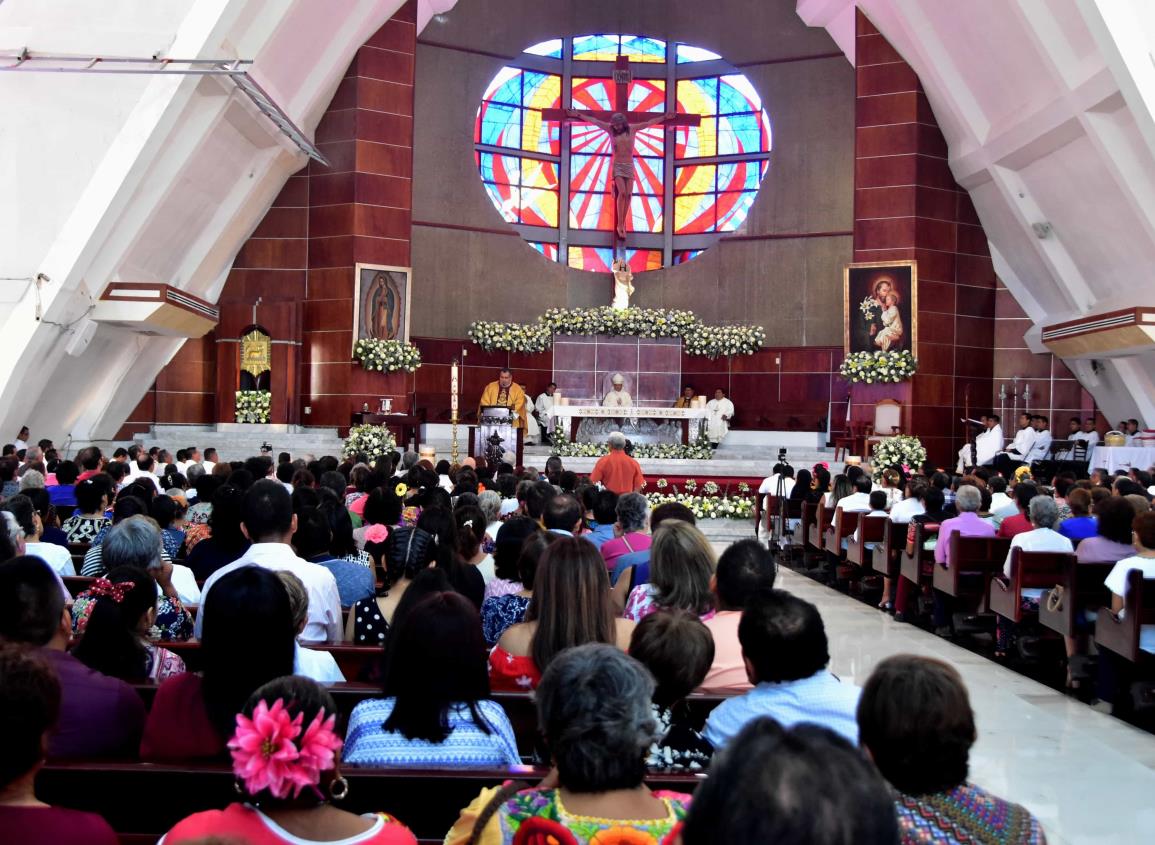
547,406,707,446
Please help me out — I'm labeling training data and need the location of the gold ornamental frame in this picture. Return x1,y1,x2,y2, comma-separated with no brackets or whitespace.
843,259,918,359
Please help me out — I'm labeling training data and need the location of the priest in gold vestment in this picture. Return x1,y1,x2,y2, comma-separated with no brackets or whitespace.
478,367,528,429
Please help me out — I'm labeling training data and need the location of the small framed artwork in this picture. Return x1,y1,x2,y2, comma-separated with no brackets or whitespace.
843,260,918,357
352,264,412,351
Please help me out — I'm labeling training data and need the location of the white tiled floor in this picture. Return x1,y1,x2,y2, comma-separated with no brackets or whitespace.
776,566,1155,845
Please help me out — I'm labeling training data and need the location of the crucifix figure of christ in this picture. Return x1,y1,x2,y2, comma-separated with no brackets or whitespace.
542,55,701,243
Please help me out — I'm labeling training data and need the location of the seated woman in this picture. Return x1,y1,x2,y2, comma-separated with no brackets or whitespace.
354,487,404,551
456,504,495,585
484,516,539,600
79,495,167,577
61,473,113,543
447,644,691,844
2,494,74,577
481,530,552,647
343,591,520,768
0,645,119,845
623,520,717,622
1076,494,1138,564
997,496,1073,657
857,655,1045,844
418,505,484,608
71,565,185,683
71,516,194,641
628,610,715,771
1058,487,1097,543
148,494,186,559
185,485,250,580
679,718,897,844
162,676,417,845
490,537,634,691
599,492,651,573
344,525,435,644
141,566,296,761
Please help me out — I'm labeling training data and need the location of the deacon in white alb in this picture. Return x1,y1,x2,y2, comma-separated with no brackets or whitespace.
706,388,735,446
523,385,541,445
603,373,633,408
956,414,1003,473
536,382,557,443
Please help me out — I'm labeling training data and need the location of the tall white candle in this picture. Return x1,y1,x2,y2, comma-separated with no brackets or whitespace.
450,362,459,414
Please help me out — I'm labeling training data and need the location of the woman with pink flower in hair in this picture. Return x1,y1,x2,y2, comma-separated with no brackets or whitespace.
161,676,417,845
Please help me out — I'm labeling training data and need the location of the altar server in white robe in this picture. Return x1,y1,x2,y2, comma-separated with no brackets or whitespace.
957,415,1003,473
522,385,541,445
706,389,735,446
603,373,633,408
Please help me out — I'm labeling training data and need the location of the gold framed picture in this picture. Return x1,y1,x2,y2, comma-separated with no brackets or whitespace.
843,260,918,358
352,264,412,351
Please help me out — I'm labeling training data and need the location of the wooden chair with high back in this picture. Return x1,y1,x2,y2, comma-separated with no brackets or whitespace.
1039,560,1117,638
932,534,1011,610
806,498,827,551
847,514,887,569
834,420,872,462
824,508,860,558
1095,570,1155,663
990,548,1077,625
865,398,903,457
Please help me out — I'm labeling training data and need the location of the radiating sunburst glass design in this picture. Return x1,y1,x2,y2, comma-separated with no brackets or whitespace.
474,36,771,271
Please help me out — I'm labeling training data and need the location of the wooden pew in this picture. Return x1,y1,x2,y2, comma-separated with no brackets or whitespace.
1039,560,1117,638
990,549,1077,624
808,498,826,551
932,534,1010,608
162,642,383,680
64,576,94,597
870,520,906,576
899,523,937,592
847,515,887,568
823,508,859,558
36,761,703,841
1095,570,1155,662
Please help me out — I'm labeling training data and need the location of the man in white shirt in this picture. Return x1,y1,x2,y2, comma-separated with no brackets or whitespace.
1072,417,1100,457
536,383,557,444
888,483,926,524
195,480,342,644
202,447,218,475
988,477,1012,514
602,373,632,408
1124,419,1141,447
12,426,29,453
706,389,735,446
956,414,1003,473
757,464,796,499
523,387,541,446
993,413,1037,477
129,455,164,494
1026,415,1053,463
837,476,875,514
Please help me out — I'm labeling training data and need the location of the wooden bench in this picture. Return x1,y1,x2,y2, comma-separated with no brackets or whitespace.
899,523,937,590
1039,560,1117,638
805,499,828,551
847,515,887,569
870,520,906,576
64,575,94,597
932,534,1010,608
823,508,859,558
36,761,703,841
1095,570,1155,662
990,549,1077,624
162,642,382,679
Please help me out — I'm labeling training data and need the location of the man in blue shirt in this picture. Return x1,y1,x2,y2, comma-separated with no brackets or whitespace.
704,589,861,747
584,489,618,550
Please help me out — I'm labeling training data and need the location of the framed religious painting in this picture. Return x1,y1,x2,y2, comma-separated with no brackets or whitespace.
352,264,412,351
843,260,918,358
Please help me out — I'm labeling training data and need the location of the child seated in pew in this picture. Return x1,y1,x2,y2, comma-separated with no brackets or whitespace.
0,645,119,845
849,490,890,549
161,676,417,845
343,591,520,769
278,571,345,684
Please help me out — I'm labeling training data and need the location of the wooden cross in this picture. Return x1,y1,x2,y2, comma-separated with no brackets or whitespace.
542,55,700,246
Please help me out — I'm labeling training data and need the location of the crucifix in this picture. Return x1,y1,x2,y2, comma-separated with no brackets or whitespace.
543,55,700,245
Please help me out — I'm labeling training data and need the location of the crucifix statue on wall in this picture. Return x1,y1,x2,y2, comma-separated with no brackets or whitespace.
544,55,700,244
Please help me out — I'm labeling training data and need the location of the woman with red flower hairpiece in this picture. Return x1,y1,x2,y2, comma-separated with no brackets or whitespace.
161,676,417,845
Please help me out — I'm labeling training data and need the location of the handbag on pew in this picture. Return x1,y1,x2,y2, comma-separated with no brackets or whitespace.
1045,585,1065,613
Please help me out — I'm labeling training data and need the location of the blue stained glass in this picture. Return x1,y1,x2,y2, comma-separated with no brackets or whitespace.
634,126,665,158
716,191,757,232
630,193,664,234
485,67,523,106
483,183,520,223
521,71,550,105
627,80,666,113
720,75,764,113
524,39,563,58
478,102,521,148
718,112,762,155
570,122,611,156
620,35,667,62
676,45,722,63
674,249,704,264
573,35,619,61
568,191,611,231
571,78,612,111
718,160,763,192
477,152,523,184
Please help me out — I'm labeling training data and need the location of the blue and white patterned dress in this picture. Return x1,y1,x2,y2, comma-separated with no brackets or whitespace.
343,697,521,768
481,594,531,647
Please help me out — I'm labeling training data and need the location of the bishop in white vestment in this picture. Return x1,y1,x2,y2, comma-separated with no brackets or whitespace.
603,373,633,408
706,389,735,445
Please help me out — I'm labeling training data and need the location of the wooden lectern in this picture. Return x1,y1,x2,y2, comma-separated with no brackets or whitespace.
474,407,523,467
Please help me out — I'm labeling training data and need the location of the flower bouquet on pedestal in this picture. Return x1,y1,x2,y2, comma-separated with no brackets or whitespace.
871,435,926,481
235,390,271,424
343,424,398,465
353,338,422,373
839,350,916,384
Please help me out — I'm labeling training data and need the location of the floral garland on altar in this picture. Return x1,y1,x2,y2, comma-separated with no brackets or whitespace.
642,478,755,520
551,440,715,461
839,350,917,384
468,307,765,358
352,338,422,373
235,390,271,424
870,435,927,482
343,424,397,464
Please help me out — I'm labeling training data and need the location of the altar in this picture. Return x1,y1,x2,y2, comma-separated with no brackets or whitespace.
547,405,708,445
1089,445,1155,474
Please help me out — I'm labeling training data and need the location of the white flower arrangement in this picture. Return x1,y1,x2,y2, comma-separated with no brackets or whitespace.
343,424,398,464
644,492,754,521
235,390,271,424
859,295,881,321
871,435,927,482
467,307,764,359
550,441,715,461
353,338,422,373
839,350,917,384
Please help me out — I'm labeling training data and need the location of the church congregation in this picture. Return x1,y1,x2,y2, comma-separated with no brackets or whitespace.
6,0,1155,843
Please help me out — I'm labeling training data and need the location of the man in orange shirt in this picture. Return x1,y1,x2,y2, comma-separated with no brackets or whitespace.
589,432,645,495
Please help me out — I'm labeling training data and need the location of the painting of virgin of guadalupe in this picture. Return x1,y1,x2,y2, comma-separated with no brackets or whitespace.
843,260,918,357
353,264,411,350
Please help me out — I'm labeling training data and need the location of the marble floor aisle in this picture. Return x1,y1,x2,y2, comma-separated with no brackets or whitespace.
774,566,1155,845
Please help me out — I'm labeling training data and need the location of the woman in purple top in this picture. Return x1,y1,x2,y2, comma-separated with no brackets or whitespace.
0,645,118,845
600,492,651,573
